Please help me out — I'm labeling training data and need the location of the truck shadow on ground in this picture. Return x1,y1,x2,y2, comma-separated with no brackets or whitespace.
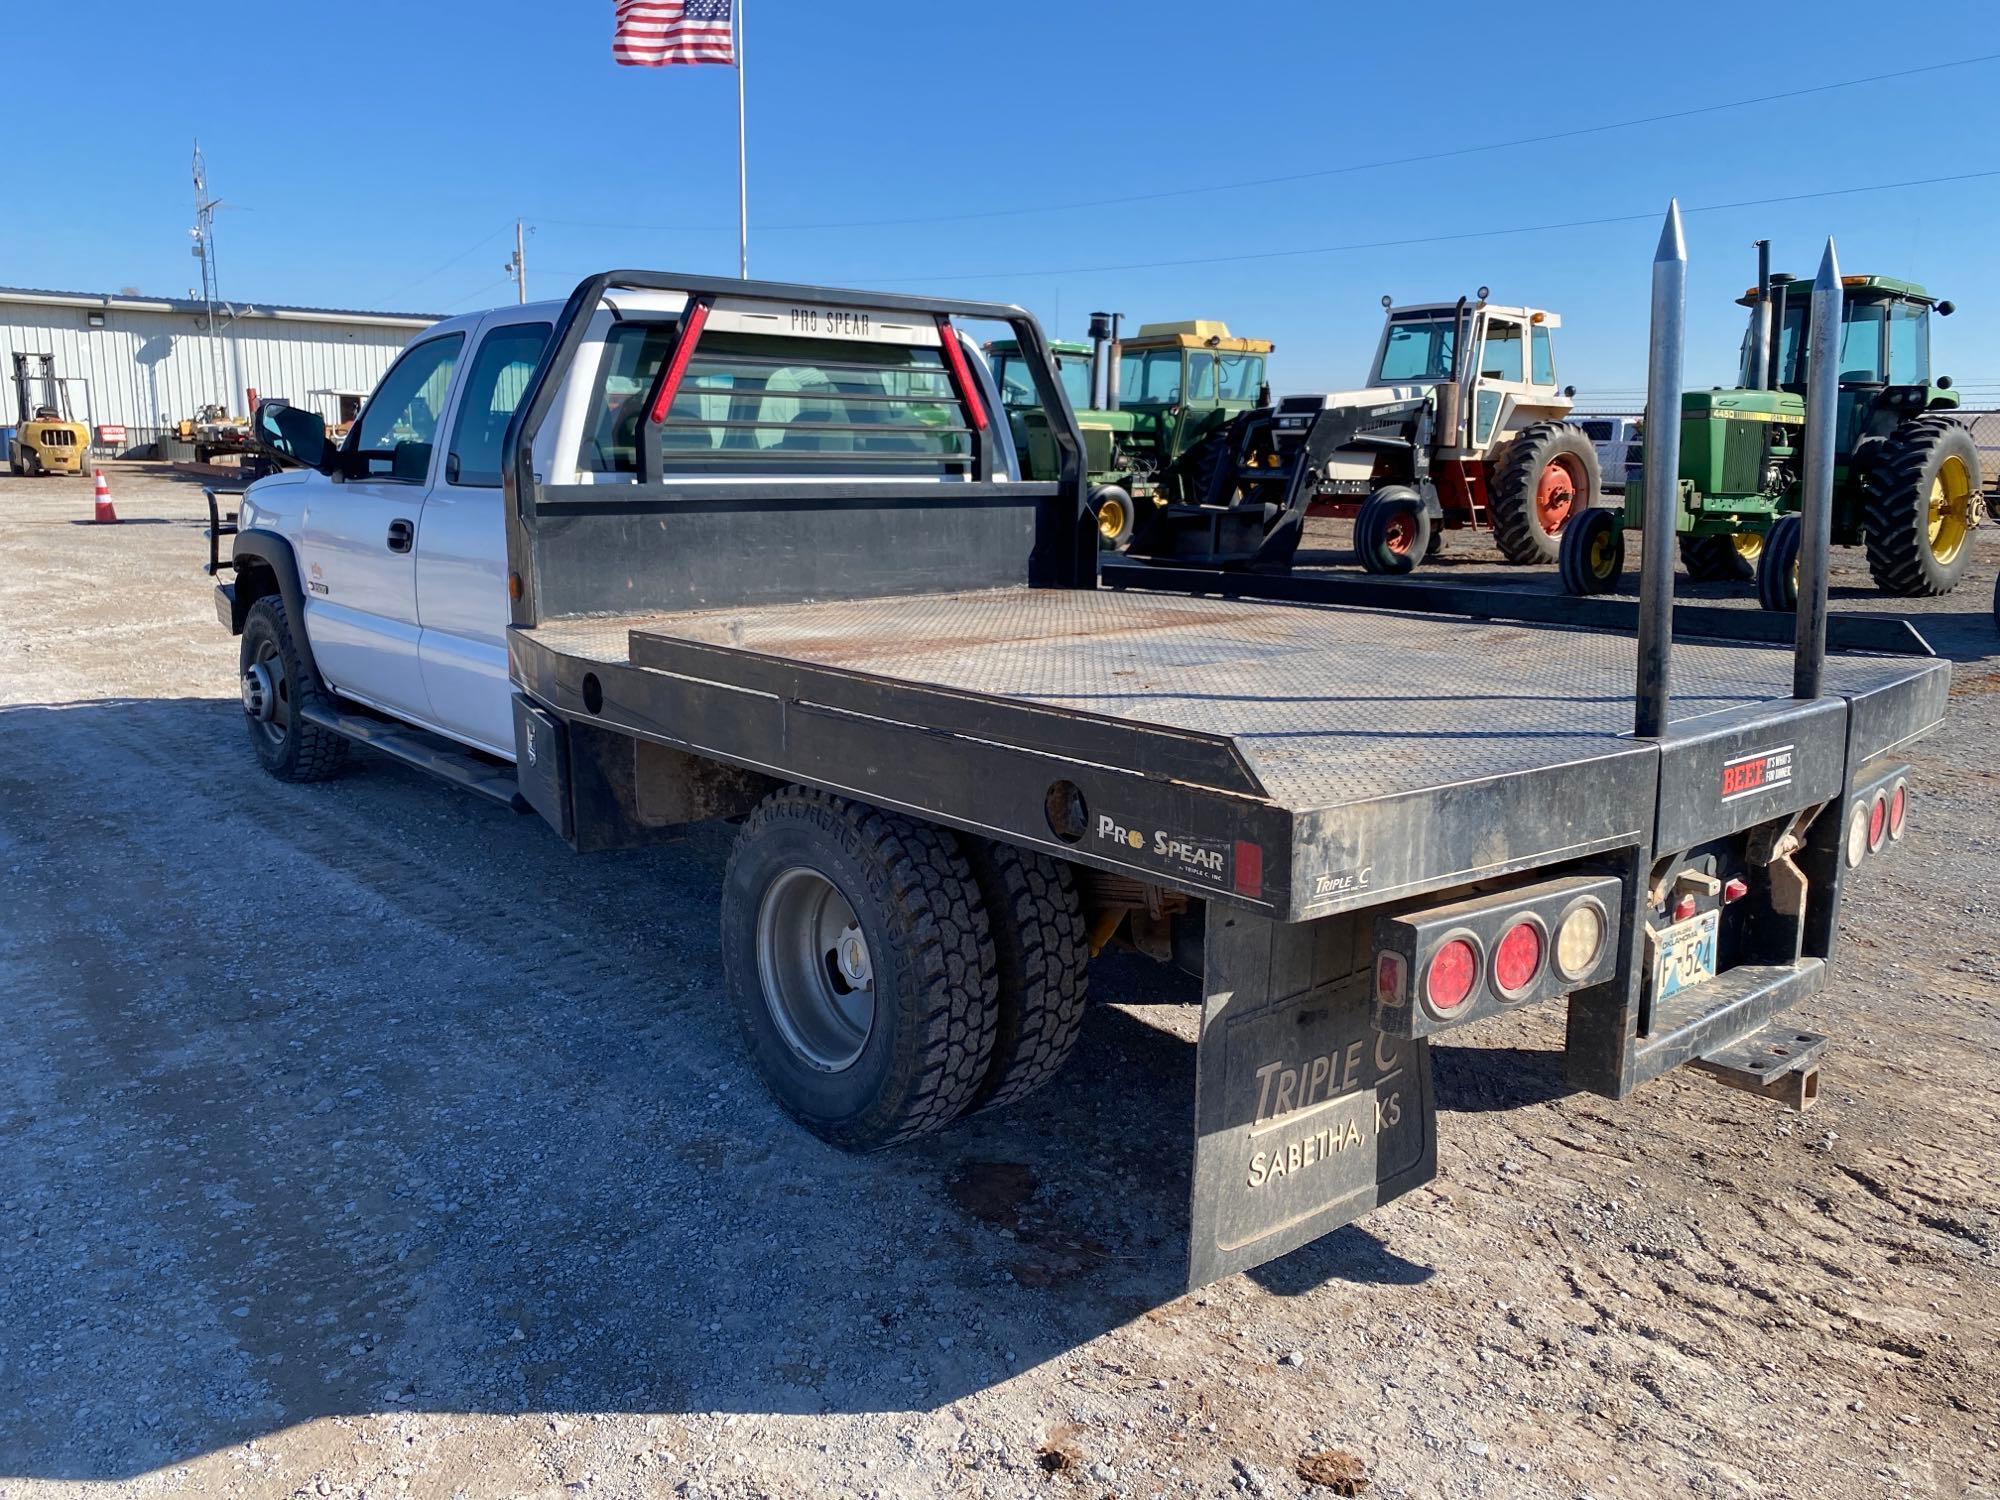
0,691,1898,1478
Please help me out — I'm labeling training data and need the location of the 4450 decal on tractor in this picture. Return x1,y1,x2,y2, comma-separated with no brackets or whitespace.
1119,293,1602,573
1560,242,1983,606
988,315,1272,549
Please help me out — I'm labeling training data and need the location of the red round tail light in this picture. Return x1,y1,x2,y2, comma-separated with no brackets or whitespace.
1425,937,1480,1015
1887,781,1907,841
1867,792,1888,853
1492,919,1545,999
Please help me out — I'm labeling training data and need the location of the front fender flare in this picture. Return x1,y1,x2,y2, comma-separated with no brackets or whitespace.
231,527,327,692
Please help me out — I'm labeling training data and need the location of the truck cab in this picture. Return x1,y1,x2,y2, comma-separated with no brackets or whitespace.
229,293,1017,764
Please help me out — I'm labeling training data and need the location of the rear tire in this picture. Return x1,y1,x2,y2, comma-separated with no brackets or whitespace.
1559,507,1625,595
1862,416,1982,597
239,594,349,782
1490,422,1601,565
1756,514,1802,612
961,841,1088,1113
722,788,997,1151
1680,532,1761,583
1354,486,1431,575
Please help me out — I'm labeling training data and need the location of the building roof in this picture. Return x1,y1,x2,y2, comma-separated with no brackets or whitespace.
0,285,441,329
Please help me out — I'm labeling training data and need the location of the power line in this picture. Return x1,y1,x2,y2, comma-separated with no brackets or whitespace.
867,168,2000,285
377,221,518,306
527,51,2000,236
440,275,519,311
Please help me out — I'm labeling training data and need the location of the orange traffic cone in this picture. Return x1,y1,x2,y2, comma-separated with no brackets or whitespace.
92,469,119,524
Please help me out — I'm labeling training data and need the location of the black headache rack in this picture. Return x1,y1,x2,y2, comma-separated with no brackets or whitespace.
496,270,1949,1290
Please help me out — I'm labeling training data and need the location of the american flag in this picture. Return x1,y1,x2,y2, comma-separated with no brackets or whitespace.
613,0,735,67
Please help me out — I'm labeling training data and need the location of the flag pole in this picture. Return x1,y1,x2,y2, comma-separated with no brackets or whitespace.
735,0,748,279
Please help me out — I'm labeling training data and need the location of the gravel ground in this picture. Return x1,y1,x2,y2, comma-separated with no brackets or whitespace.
1,465,1996,1500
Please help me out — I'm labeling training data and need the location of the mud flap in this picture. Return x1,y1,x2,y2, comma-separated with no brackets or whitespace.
1189,909,1436,1289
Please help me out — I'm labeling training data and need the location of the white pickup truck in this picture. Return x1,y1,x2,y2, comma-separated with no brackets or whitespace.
213,269,1947,1290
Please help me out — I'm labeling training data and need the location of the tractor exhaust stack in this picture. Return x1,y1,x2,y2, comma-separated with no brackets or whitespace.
1088,311,1115,411
1749,240,1773,392
1104,311,1125,412
1635,201,1687,740
1793,240,1842,701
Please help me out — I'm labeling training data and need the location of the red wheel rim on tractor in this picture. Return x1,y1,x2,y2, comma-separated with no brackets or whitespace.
1384,513,1416,555
1537,457,1582,535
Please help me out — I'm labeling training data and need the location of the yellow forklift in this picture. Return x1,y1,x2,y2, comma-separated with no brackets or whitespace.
8,354,89,476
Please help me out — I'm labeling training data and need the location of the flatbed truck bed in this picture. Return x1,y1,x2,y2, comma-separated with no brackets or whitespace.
517,581,1943,922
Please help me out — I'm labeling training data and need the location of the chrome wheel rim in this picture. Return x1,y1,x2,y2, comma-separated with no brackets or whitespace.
243,641,289,746
755,866,874,1071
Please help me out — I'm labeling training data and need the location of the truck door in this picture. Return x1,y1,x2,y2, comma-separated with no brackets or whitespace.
417,317,552,756
297,331,464,718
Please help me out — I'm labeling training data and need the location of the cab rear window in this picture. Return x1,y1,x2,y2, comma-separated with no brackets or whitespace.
581,323,974,476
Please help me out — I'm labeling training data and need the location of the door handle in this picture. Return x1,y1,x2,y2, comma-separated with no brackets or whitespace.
386,518,415,553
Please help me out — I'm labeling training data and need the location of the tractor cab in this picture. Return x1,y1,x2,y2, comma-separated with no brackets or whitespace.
1367,298,1570,456
986,338,1094,418
1115,320,1272,463
1735,275,1957,453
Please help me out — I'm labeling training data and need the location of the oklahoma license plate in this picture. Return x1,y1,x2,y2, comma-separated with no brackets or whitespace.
1654,909,1720,999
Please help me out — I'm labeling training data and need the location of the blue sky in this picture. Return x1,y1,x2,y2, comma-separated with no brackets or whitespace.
9,0,1998,405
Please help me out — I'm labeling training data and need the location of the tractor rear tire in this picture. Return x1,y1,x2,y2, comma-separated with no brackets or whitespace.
1861,416,1982,597
1559,507,1625,595
960,840,1088,1115
1756,514,1802,613
1490,422,1601,565
1354,487,1431,575
1680,532,1762,583
722,788,998,1152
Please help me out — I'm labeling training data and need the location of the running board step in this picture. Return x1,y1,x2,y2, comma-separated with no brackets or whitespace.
1630,957,1826,1089
1690,1024,1827,1112
299,704,526,810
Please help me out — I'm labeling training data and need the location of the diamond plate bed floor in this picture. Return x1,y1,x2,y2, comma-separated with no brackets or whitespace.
529,585,1926,811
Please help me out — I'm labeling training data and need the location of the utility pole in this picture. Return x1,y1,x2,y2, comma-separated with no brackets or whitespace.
503,220,529,303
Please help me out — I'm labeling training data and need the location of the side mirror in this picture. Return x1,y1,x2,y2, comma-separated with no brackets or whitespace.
252,401,328,472
1936,300,1955,317
1937,375,1954,390
1563,384,1578,398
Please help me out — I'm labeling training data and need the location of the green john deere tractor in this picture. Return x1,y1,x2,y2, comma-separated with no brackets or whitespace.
1561,249,1983,607
986,315,1273,547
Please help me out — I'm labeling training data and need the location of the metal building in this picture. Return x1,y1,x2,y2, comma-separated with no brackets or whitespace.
0,286,438,453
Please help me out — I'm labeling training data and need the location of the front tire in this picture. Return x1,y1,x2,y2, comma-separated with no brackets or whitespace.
1490,422,1601,565
1559,507,1625,595
1756,514,1802,612
239,595,348,781
1680,532,1762,583
1091,485,1136,551
722,788,998,1151
1862,416,1982,597
1354,486,1431,575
